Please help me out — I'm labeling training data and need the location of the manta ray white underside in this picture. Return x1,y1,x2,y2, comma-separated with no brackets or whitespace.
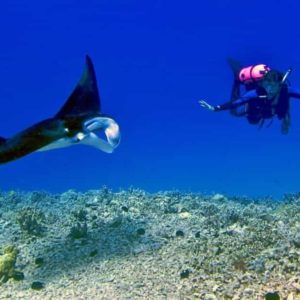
38,117,120,154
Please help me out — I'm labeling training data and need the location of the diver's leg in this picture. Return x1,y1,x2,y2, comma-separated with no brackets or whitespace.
231,90,258,117
234,105,247,117
281,111,290,134
288,87,300,99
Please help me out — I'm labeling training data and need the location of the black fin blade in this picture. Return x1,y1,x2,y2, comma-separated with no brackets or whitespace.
55,55,101,118
227,57,243,76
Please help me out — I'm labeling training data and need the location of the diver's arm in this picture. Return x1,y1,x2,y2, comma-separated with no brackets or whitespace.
199,99,249,111
288,87,300,99
199,90,257,112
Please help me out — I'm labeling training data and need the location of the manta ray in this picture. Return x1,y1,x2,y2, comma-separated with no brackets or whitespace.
0,55,120,164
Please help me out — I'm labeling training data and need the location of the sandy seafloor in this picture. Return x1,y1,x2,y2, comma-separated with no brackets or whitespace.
1,189,300,299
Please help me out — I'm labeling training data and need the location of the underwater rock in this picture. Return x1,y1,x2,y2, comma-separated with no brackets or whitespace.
72,209,88,222
175,230,184,237
232,258,247,273
121,206,129,212
164,206,178,214
31,281,45,290
211,193,227,202
203,294,218,300
69,222,88,239
265,292,280,300
243,288,254,297
12,271,24,281
178,212,191,219
109,217,123,228
180,269,190,279
224,223,245,236
248,257,266,273
89,250,98,257
136,228,145,235
195,231,201,238
34,257,44,267
292,233,300,248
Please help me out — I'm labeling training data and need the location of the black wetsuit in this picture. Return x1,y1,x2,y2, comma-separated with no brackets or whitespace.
213,85,300,133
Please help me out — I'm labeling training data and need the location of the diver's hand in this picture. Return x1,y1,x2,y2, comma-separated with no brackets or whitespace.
198,100,215,111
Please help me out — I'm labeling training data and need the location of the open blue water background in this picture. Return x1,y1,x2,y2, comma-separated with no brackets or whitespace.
0,0,300,198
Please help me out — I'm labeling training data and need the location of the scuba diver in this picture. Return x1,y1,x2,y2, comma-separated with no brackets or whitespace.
199,58,300,134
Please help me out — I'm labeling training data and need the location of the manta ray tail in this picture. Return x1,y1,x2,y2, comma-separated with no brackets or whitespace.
55,55,101,118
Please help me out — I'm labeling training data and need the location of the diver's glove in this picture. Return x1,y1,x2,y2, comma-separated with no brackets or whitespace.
198,100,215,111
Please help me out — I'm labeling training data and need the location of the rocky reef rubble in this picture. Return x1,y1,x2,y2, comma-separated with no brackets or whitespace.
0,188,300,299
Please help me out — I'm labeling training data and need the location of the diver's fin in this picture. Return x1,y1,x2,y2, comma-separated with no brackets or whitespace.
55,55,101,118
227,57,243,77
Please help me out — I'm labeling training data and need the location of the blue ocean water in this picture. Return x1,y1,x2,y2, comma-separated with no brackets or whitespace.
0,0,300,198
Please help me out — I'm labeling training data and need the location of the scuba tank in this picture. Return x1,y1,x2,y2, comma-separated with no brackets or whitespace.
239,64,271,83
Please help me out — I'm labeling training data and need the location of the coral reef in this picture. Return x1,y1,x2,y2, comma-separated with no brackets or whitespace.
0,245,21,284
68,208,88,239
0,189,300,299
16,207,46,236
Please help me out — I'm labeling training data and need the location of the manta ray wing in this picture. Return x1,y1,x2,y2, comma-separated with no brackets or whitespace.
55,55,101,118
0,56,119,164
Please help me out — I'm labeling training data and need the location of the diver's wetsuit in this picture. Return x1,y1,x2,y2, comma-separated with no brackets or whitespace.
214,90,257,114
214,87,300,113
202,59,300,133
213,86,300,133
